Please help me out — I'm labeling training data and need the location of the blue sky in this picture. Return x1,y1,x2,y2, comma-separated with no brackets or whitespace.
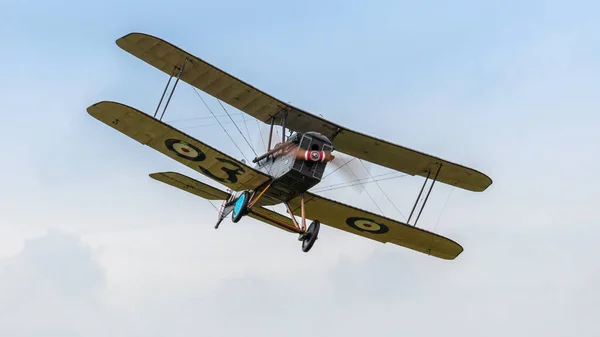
1,0,600,336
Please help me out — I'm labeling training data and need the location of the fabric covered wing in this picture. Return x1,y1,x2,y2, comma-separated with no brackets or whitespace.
287,192,463,260
332,130,492,192
116,32,491,192
87,101,271,191
149,172,230,200
115,32,340,137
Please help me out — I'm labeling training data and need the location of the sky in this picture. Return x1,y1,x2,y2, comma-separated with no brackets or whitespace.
1,0,600,336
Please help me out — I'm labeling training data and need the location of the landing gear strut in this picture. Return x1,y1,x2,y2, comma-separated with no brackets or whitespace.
283,193,320,253
220,187,321,253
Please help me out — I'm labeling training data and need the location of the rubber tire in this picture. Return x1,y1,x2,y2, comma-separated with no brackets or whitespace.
231,191,249,223
301,220,320,252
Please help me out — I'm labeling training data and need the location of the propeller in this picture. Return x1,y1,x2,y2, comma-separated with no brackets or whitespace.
252,122,373,193
276,143,372,194
322,151,373,194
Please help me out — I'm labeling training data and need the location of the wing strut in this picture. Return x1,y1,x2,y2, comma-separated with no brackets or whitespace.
252,108,290,163
407,164,442,227
154,58,189,121
406,171,430,224
267,117,275,151
280,109,287,143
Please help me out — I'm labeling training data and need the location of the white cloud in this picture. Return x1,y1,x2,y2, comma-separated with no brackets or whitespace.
1,228,598,337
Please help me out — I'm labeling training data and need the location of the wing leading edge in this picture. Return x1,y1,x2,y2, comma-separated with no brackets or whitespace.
287,192,463,260
115,32,491,192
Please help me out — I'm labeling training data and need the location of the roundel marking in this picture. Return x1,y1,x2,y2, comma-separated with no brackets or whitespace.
165,139,206,161
346,217,389,234
310,151,320,161
305,150,326,162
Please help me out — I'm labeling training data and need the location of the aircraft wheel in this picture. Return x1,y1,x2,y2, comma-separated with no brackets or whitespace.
301,220,320,252
232,191,249,223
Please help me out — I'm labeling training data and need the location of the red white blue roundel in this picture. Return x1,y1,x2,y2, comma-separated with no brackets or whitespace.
173,142,197,157
165,139,206,161
305,150,326,162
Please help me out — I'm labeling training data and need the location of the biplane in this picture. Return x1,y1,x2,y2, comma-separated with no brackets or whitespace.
86,32,492,260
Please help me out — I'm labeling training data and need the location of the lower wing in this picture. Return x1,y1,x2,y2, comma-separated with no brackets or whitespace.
287,192,463,260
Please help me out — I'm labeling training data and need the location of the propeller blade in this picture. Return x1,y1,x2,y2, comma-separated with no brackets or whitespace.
324,153,372,194
253,133,372,195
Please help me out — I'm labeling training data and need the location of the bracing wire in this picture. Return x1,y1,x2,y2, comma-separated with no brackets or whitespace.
312,173,406,193
165,113,243,123
426,188,455,248
191,87,248,161
433,188,454,231
313,171,401,191
339,156,385,216
177,118,248,130
241,114,254,152
189,61,250,162
255,120,267,153
313,173,404,192
321,157,355,180
206,200,219,212
215,98,258,158
358,159,407,221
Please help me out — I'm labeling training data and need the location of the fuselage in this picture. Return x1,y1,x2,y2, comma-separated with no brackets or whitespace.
251,131,333,206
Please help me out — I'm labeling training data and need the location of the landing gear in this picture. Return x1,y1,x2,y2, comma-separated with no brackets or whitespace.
232,191,249,223
299,220,320,252
282,193,321,253
224,188,321,253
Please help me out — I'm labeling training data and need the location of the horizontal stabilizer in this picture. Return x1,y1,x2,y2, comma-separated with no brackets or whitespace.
151,172,299,234
149,171,230,200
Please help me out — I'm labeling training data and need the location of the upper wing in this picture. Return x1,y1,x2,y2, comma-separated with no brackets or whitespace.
287,192,463,260
115,32,338,136
87,101,271,191
332,131,492,192
115,32,491,192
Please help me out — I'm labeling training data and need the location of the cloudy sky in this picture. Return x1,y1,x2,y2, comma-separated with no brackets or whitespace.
1,0,599,336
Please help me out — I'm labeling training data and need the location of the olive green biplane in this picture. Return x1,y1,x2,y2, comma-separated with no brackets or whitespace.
87,32,492,260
